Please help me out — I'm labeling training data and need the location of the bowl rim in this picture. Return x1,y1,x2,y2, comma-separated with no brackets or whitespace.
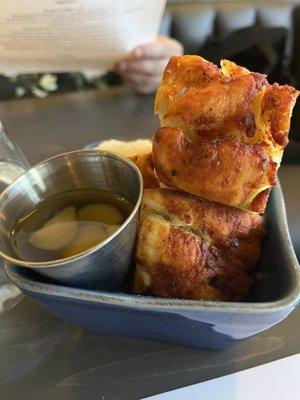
5,259,300,314
4,180,300,314
0,149,143,268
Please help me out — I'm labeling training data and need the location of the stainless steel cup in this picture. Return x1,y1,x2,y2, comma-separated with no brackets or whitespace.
0,150,143,290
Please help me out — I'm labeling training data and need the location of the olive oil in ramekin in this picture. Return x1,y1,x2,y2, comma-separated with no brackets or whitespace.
11,189,133,262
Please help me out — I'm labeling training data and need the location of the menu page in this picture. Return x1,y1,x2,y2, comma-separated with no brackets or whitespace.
0,0,166,73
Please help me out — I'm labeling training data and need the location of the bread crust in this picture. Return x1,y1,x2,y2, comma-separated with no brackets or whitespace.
133,188,265,301
129,152,160,189
153,127,277,212
96,139,159,189
154,56,299,212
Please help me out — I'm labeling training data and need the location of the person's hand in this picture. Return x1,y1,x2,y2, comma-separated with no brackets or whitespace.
114,36,183,94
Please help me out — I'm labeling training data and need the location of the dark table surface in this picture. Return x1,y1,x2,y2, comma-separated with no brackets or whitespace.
0,87,299,400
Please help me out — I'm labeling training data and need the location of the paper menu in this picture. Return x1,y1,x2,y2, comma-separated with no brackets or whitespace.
0,0,166,74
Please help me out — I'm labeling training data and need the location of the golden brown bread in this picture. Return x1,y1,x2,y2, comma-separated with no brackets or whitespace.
96,139,152,157
153,127,277,213
133,188,265,301
96,139,159,189
153,56,299,212
128,152,160,189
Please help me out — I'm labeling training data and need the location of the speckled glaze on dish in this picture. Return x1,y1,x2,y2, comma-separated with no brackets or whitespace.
5,183,300,350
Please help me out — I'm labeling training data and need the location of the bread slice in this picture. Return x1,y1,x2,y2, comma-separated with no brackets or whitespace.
153,127,276,213
96,139,159,189
96,139,152,157
133,188,265,301
153,55,299,212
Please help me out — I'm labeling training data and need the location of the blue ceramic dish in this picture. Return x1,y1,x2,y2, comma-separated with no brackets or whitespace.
5,184,300,350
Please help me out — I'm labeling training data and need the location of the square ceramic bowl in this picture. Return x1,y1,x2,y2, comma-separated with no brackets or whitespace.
5,183,300,350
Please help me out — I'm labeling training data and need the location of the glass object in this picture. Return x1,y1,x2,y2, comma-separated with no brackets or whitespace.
0,121,30,193
0,120,29,312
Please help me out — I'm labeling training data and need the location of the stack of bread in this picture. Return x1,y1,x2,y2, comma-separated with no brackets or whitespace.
98,55,299,301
